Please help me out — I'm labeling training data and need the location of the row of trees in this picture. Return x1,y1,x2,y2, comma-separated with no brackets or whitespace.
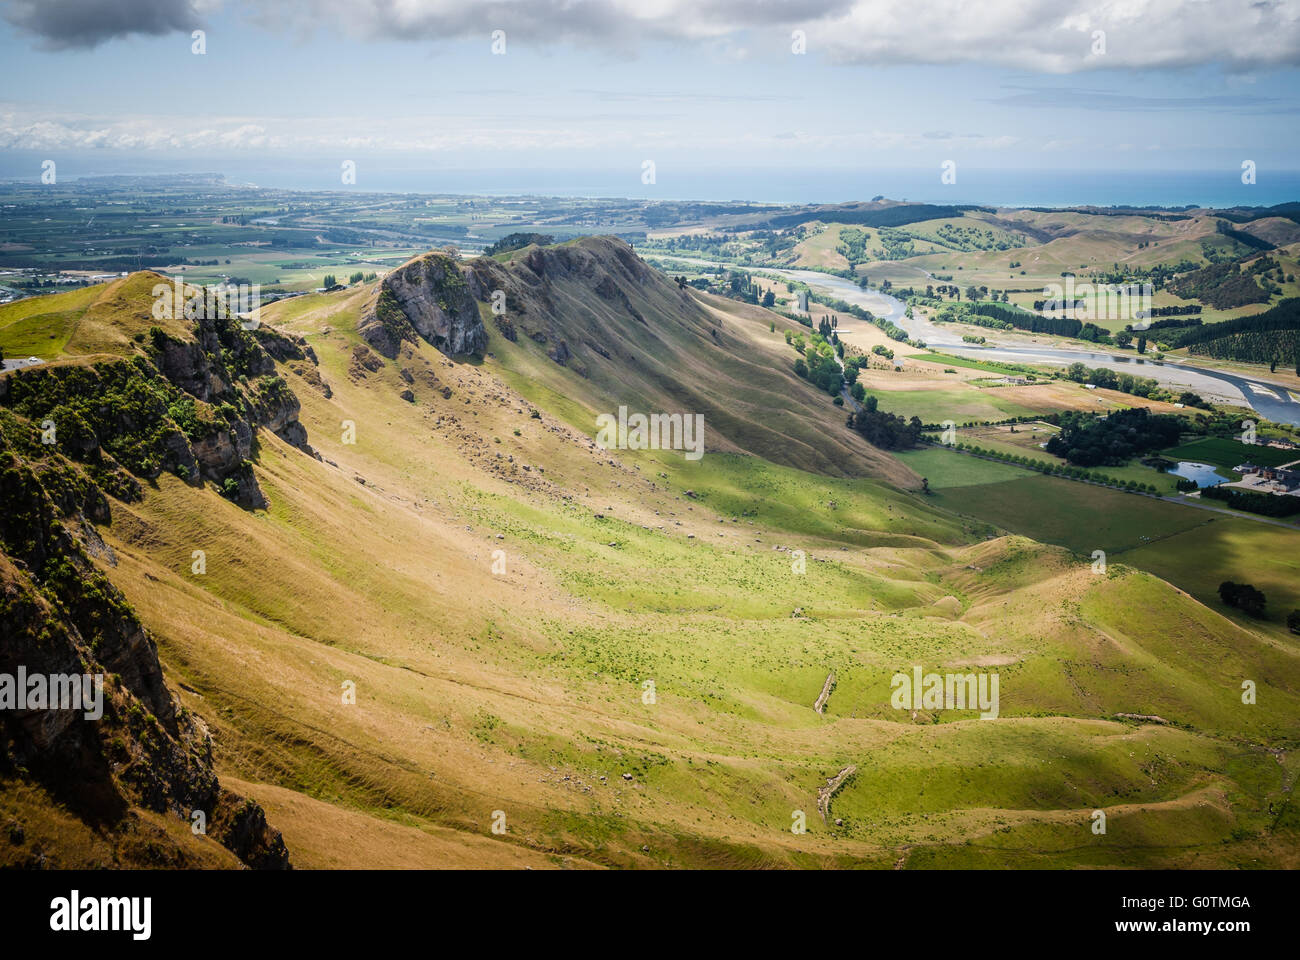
788,328,844,397
814,294,911,342
1201,484,1300,518
1061,362,1209,407
970,301,1084,338
938,441,1165,493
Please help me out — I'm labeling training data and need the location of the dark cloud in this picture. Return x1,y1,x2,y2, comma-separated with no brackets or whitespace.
6,0,1300,75
4,0,204,49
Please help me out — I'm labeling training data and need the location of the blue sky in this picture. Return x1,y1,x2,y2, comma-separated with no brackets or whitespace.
1,0,1299,201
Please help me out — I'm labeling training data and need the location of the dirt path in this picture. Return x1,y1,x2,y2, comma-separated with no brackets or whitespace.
817,764,856,823
813,672,836,715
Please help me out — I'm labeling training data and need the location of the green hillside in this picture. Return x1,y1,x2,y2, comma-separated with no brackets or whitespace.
2,239,1297,870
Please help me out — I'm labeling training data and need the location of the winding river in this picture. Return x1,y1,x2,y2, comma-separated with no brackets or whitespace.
662,257,1300,427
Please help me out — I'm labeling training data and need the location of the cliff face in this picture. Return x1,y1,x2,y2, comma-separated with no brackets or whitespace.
462,236,690,372
360,251,487,359
0,415,289,868
0,289,320,867
0,307,316,511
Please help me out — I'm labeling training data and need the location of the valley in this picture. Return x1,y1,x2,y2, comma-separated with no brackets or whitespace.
2,223,1297,870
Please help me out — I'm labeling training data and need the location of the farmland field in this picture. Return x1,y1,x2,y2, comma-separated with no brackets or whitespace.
898,468,1208,554
1162,436,1300,468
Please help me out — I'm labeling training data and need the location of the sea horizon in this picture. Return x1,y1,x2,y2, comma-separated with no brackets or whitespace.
2,156,1298,209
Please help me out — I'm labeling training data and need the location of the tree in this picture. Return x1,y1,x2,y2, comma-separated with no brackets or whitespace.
1114,329,1133,348
1046,407,1182,467
1287,609,1300,635
762,290,775,308
1136,335,1147,354
323,274,337,288
1219,581,1267,617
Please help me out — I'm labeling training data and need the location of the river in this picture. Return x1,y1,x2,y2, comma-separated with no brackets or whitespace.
657,257,1300,427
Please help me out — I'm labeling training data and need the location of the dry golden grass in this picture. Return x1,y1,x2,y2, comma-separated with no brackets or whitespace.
9,262,1296,870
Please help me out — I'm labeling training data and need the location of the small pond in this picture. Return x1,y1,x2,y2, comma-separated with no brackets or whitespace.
1167,461,1233,488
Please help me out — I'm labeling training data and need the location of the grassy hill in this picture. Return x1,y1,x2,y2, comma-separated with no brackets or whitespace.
2,238,1297,869
0,273,197,361
458,237,917,484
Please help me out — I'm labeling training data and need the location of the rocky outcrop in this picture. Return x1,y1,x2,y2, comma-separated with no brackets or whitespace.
360,252,487,359
0,428,289,869
348,343,385,379
0,302,315,511
355,238,671,372
460,237,676,368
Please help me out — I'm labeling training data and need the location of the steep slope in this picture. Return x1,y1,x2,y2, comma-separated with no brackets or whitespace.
1240,216,1300,248
355,237,916,485
1,251,1296,871
0,279,326,867
359,250,488,359
0,511,288,869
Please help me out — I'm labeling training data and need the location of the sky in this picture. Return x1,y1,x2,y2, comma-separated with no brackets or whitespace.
1,0,1299,203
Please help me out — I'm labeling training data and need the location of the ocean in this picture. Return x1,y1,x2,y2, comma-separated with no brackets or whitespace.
1,153,1296,208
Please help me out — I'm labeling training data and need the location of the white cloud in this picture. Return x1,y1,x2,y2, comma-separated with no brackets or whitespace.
7,0,1299,72
0,104,1021,155
809,0,1300,72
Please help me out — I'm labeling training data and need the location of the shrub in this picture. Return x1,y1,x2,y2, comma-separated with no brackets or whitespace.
1219,580,1267,617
